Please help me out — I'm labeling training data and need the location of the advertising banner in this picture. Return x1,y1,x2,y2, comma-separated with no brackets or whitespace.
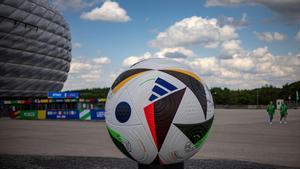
38,110,46,120
48,92,79,99
66,92,79,98
11,109,104,120
79,109,91,120
91,109,105,120
11,110,20,119
20,110,38,120
46,110,79,119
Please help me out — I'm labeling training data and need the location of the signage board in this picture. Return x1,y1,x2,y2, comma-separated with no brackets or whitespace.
91,109,105,120
46,110,79,119
20,110,38,120
48,92,79,99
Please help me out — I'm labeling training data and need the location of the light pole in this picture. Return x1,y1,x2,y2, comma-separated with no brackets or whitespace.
296,90,299,106
256,88,259,108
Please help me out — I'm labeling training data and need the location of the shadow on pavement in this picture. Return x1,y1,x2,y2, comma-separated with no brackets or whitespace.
0,155,298,169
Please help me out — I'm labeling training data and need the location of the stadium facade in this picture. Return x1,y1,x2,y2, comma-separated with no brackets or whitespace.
0,0,72,98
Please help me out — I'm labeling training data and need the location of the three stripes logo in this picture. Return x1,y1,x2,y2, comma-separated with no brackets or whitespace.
148,77,177,101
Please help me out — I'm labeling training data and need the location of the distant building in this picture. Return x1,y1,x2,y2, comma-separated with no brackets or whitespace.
0,0,72,98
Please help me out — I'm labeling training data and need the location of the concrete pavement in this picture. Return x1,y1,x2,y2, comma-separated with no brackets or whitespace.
0,109,299,167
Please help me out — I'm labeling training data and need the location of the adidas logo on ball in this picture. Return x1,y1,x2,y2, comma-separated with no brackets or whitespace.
148,77,178,101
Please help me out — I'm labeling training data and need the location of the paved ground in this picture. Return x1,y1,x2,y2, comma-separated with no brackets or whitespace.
0,109,299,168
0,155,297,169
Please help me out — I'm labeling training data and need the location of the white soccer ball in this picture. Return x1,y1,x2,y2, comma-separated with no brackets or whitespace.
105,58,214,165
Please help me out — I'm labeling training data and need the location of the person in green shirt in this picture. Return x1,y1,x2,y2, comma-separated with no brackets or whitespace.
266,101,275,124
280,102,288,124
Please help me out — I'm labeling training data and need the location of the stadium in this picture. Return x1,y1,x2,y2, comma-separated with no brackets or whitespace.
0,0,105,118
0,0,71,98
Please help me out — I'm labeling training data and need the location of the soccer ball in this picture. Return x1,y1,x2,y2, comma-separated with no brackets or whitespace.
105,58,214,165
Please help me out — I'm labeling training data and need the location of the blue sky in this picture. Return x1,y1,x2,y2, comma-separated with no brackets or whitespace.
53,0,300,90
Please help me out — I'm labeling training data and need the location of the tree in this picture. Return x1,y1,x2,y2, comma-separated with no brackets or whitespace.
67,81,300,105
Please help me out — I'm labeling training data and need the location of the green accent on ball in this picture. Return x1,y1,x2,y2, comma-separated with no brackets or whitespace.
174,116,214,146
194,128,211,148
107,127,122,142
106,127,136,161
139,78,156,86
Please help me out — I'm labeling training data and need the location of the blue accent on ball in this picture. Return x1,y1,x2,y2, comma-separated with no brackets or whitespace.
152,85,168,96
115,102,131,123
149,94,158,101
155,77,177,91
148,77,178,102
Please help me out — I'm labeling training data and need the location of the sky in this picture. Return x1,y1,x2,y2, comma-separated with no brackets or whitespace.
52,0,300,90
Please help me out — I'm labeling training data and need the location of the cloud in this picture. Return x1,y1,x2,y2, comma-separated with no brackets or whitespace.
188,47,299,88
122,47,196,67
69,59,92,74
221,57,255,73
69,56,110,74
67,46,299,90
80,1,131,22
204,0,250,7
122,46,300,89
63,56,112,90
73,42,82,49
273,32,286,41
188,57,219,76
122,52,153,67
221,40,242,57
148,16,238,49
204,0,300,23
156,47,196,58
93,57,111,64
52,0,97,10
164,52,188,59
218,13,248,28
254,32,286,42
296,29,300,40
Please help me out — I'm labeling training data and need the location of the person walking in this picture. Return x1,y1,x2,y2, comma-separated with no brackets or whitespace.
266,101,275,125
280,102,288,124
